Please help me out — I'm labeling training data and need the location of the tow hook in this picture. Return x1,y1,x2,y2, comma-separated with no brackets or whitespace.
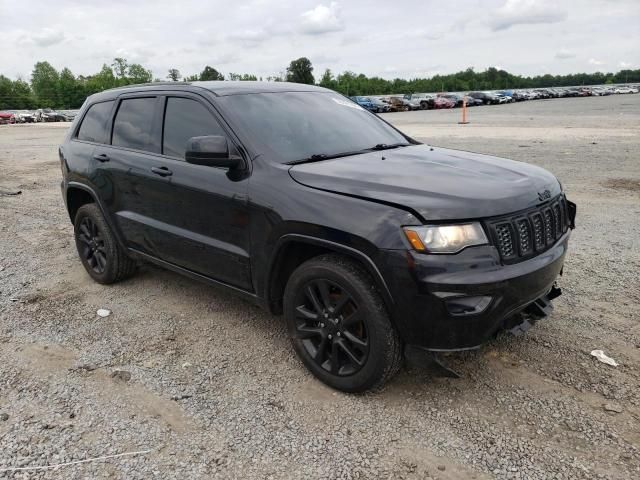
528,284,561,318
509,284,562,336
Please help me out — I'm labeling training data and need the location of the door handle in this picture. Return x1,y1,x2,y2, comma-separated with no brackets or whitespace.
151,166,173,177
93,153,110,162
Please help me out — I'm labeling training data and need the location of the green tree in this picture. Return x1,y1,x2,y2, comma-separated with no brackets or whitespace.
0,75,13,109
58,67,80,108
8,79,35,108
85,64,117,94
286,57,314,84
199,66,224,81
12,79,36,108
167,68,182,82
111,57,129,80
128,64,153,84
31,61,60,107
228,73,258,81
318,68,337,90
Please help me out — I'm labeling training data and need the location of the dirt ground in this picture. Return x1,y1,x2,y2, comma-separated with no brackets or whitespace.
0,94,639,479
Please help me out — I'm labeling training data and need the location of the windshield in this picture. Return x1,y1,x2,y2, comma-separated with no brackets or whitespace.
219,92,408,163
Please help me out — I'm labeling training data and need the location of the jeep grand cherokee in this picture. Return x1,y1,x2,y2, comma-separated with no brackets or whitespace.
59,81,576,392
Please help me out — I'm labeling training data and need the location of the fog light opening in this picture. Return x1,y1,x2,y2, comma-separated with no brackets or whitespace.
445,295,493,316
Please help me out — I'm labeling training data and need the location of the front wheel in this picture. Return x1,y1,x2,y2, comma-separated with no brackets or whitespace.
284,254,402,392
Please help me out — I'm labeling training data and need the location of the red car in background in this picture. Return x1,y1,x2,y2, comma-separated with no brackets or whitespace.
0,111,16,124
433,96,455,109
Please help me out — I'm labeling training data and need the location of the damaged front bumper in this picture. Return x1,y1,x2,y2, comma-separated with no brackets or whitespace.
379,229,571,351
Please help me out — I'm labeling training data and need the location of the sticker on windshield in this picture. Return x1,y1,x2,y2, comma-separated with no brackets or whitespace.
331,97,363,110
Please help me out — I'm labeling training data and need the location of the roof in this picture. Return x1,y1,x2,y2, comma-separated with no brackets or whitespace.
86,81,329,103
192,81,329,96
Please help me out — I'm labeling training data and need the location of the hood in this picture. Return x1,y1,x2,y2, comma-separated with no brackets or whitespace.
288,144,561,221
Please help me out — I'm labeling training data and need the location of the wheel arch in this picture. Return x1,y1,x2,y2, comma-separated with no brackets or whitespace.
65,182,127,249
66,185,96,223
266,234,395,317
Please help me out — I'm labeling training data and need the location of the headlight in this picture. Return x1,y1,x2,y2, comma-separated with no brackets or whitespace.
403,223,488,253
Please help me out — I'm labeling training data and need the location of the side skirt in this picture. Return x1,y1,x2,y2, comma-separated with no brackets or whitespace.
129,248,263,308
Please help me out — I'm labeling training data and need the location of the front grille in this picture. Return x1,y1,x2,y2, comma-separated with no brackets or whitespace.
495,224,515,258
488,195,570,263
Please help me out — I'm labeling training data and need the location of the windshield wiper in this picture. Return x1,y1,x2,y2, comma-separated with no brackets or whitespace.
286,143,411,165
371,142,410,150
286,150,367,165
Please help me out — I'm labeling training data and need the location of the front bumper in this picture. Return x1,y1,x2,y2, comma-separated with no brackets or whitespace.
378,231,570,351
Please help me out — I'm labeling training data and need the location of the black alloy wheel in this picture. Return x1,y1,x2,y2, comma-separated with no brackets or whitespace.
293,278,369,376
284,254,402,392
77,216,107,274
73,203,137,284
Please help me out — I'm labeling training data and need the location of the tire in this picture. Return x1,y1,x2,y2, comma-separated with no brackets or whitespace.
73,203,137,284
284,254,402,393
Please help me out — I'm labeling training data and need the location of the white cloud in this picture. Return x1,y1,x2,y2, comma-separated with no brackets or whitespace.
588,58,605,66
300,2,344,35
23,28,67,47
555,49,576,60
228,29,270,47
1,0,638,81
490,0,568,31
619,61,632,68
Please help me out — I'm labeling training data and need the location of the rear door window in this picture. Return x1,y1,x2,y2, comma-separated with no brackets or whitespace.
76,101,114,143
112,97,160,153
162,97,226,159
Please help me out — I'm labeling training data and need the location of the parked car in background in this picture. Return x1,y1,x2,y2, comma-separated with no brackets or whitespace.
404,98,421,111
34,108,67,122
438,93,464,107
467,91,498,105
59,110,80,121
464,95,484,106
510,91,528,101
383,97,409,112
403,93,436,110
368,97,390,113
12,110,36,123
0,111,16,124
494,93,513,104
433,96,455,109
614,86,636,94
349,96,377,112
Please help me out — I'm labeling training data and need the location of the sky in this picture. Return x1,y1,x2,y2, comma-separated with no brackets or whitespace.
1,0,639,81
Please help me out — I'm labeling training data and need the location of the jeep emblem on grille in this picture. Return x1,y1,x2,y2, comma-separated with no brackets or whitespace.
538,189,551,201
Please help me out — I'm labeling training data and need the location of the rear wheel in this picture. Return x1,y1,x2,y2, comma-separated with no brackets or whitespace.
284,254,402,392
74,203,136,284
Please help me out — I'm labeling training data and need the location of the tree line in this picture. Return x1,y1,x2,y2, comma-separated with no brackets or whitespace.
1,56,638,110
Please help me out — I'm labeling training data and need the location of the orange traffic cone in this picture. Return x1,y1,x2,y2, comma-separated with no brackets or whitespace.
458,97,469,124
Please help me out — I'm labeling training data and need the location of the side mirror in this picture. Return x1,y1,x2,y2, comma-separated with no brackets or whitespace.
185,135,242,169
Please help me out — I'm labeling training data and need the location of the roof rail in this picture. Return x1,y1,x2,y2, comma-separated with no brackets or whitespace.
109,81,192,91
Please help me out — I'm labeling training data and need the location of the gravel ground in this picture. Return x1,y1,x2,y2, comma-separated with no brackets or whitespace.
0,94,638,479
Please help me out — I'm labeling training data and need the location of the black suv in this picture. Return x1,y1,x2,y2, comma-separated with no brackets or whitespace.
60,81,575,392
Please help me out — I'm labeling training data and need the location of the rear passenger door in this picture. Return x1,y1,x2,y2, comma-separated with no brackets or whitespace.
152,94,252,291
92,95,173,260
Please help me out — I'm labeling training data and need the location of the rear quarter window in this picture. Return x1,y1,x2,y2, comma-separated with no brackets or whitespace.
76,101,114,143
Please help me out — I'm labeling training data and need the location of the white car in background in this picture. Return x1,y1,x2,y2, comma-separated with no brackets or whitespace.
13,110,36,123
494,93,513,103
